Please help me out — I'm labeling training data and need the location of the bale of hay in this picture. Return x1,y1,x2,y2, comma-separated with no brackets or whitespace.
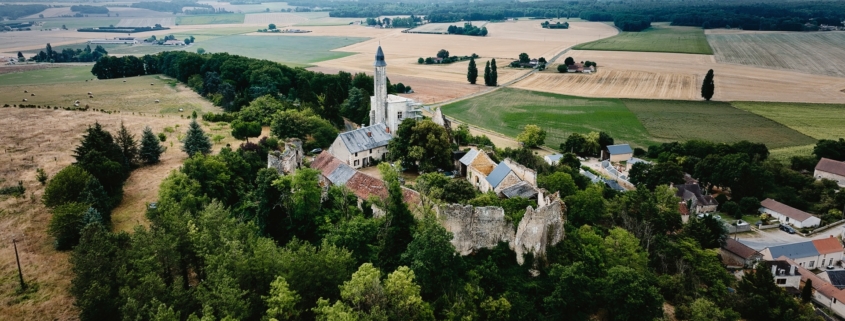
22,99,27,102
154,100,160,103
87,92,92,95
89,95,93,98
30,93,35,96
24,90,28,93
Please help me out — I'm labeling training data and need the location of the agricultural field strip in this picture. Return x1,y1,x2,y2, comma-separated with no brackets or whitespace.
731,101,845,140
707,32,845,78
117,17,175,27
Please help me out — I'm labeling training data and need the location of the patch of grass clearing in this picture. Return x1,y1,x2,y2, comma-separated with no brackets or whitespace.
573,24,713,55
441,88,652,148
769,144,815,163
622,99,816,149
731,101,845,140
196,34,369,66
0,65,94,86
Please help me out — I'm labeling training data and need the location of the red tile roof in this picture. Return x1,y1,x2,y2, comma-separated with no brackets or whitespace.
812,236,844,255
778,256,845,304
723,238,760,259
816,158,845,177
679,202,689,216
312,152,420,207
312,151,341,177
761,198,815,222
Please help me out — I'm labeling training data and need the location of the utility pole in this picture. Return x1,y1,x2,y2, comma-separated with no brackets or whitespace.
13,239,25,290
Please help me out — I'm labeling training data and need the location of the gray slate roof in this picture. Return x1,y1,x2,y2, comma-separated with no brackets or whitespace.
768,241,820,260
486,162,512,188
826,271,845,289
459,149,479,166
604,179,626,192
606,144,633,155
374,46,387,67
500,181,539,199
326,163,357,185
580,170,601,184
339,123,392,154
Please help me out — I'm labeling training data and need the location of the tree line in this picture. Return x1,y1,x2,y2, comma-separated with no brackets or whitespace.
0,4,48,19
130,1,213,13
447,23,488,36
31,43,107,63
70,5,108,14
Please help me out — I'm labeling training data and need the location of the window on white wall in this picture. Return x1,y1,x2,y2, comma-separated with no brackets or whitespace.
810,261,815,268
776,278,786,285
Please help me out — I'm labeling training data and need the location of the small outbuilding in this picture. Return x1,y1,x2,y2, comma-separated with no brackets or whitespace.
602,144,633,163
721,238,762,267
815,157,845,187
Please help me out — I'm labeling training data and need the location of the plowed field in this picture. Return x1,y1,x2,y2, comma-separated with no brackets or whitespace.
707,32,845,78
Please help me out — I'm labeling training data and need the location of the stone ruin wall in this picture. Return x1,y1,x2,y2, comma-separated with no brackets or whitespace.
267,138,304,175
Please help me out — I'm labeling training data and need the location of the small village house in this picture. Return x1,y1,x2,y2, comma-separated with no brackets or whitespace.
461,148,497,193
721,238,763,267
760,198,821,228
777,257,845,319
815,158,845,187
602,144,633,163
328,123,391,169
819,270,845,290
760,236,844,269
674,183,719,213
764,260,802,294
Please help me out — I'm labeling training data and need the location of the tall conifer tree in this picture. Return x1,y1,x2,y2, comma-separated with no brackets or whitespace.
467,57,478,84
701,69,715,101
483,61,492,86
182,119,212,156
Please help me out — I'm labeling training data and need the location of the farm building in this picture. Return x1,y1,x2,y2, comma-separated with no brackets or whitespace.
462,148,498,192
760,236,843,268
720,238,762,267
674,183,718,213
89,37,140,44
486,159,539,197
815,158,845,187
602,144,633,162
760,198,821,228
163,40,186,46
544,154,563,166
327,123,391,169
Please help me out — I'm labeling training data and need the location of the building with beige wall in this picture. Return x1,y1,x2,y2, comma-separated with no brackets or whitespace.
815,158,845,187
328,123,391,169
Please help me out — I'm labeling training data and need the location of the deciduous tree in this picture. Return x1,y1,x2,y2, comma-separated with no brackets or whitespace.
517,124,546,147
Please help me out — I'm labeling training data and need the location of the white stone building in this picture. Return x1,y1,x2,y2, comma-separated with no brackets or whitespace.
328,123,391,169
815,158,845,187
760,198,821,228
369,45,423,134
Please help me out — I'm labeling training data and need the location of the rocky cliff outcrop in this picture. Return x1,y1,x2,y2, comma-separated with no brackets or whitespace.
512,199,566,265
437,204,515,256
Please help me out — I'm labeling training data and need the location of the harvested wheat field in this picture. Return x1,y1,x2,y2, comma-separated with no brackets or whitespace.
512,50,845,103
707,32,845,78
117,17,176,27
0,108,198,320
309,66,486,104
316,21,617,86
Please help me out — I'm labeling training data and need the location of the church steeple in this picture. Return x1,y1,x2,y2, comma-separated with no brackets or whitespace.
371,45,388,127
374,45,386,67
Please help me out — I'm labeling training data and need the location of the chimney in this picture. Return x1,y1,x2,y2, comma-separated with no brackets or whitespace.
790,265,796,275
367,132,372,137
771,265,777,276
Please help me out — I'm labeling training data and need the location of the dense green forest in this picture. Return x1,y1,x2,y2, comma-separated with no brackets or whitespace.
70,5,108,14
0,4,47,19
130,1,213,13
292,0,845,32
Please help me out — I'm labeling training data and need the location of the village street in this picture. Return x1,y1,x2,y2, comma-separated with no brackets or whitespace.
737,225,845,251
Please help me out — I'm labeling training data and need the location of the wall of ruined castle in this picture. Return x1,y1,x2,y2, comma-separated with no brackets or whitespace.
267,139,304,175
503,158,537,186
512,199,565,265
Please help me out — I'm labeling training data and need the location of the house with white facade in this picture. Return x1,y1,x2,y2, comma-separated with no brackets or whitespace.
815,158,845,187
760,198,821,228
764,260,802,294
760,236,844,269
327,123,391,169
369,45,423,134
777,257,845,319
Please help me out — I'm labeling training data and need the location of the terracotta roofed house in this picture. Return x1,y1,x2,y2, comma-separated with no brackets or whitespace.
815,158,845,187
759,198,821,228
759,236,843,269
777,256,845,319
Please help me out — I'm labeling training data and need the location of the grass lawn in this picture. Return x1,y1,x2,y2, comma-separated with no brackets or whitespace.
731,101,845,140
573,23,713,55
441,88,653,148
0,65,94,85
176,14,245,25
622,99,816,149
196,34,369,66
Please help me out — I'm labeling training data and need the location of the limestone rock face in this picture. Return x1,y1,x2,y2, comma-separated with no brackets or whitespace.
512,199,566,265
437,204,515,255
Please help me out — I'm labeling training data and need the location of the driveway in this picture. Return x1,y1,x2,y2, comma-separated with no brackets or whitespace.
736,225,845,251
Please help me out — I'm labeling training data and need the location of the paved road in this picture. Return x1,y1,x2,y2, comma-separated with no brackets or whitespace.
736,225,845,251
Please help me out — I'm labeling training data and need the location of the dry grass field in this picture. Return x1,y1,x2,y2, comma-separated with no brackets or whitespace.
314,21,617,89
0,108,196,320
707,32,845,78
511,50,845,103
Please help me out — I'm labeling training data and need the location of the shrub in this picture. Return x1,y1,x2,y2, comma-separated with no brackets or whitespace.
158,133,167,142
48,202,89,250
0,181,26,197
42,165,94,208
36,168,48,185
557,64,567,73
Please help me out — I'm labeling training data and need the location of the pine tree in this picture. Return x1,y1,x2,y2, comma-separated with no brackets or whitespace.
491,58,498,86
115,121,139,167
467,57,478,84
139,126,165,164
701,69,715,101
46,43,53,60
483,61,491,86
80,177,111,220
82,207,103,227
182,119,212,156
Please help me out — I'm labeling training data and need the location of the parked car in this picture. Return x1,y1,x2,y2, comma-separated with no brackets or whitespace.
309,148,322,155
779,224,796,234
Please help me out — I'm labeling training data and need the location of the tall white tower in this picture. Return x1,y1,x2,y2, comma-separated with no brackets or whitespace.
370,45,388,127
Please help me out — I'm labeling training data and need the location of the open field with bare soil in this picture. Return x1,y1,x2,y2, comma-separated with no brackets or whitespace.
512,50,845,103
315,21,617,87
707,32,845,78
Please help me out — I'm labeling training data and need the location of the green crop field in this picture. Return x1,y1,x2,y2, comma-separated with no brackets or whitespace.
176,14,245,25
0,66,95,86
573,24,713,55
769,144,815,162
441,88,816,150
39,17,122,30
623,99,816,149
732,101,845,140
440,88,653,148
195,35,369,67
